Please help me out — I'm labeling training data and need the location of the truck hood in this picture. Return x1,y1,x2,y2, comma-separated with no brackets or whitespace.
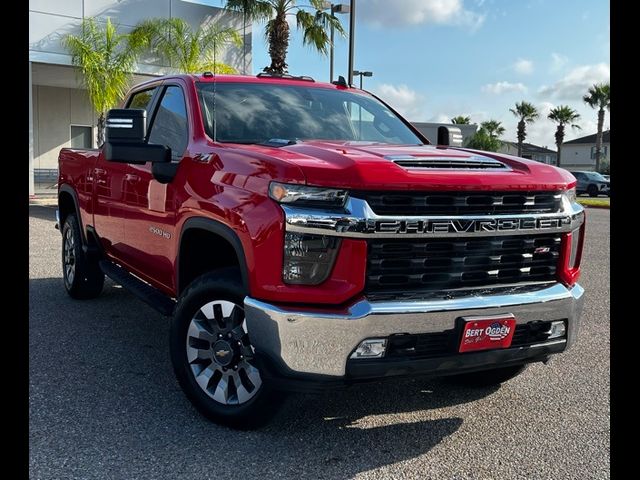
236,141,575,192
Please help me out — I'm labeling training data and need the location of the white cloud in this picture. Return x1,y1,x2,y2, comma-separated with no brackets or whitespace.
481,81,528,95
371,84,426,120
550,53,568,72
429,113,454,123
360,0,485,29
514,58,534,75
538,63,610,101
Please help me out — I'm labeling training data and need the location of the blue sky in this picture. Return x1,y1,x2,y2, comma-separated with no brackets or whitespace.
204,0,609,147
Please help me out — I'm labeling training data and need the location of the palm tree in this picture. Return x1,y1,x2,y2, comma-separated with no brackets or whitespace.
225,0,345,74
451,116,471,124
583,83,610,172
548,106,581,167
480,120,505,139
63,18,143,145
131,18,242,74
510,101,539,157
465,127,501,152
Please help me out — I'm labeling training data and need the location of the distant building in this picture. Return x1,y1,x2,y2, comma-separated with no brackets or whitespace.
498,142,557,165
562,130,610,171
29,0,248,196
411,122,478,145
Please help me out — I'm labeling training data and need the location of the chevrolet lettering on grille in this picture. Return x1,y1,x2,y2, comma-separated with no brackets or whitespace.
365,216,572,235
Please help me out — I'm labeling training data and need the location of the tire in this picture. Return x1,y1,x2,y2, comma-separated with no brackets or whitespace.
170,268,281,429
587,184,599,197
445,364,527,388
61,214,104,299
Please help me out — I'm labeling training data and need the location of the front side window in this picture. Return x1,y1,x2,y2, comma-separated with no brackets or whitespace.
126,88,157,112
586,172,607,181
148,86,188,160
196,82,424,146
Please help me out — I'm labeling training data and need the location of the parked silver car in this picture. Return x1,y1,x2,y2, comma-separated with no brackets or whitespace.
569,171,610,197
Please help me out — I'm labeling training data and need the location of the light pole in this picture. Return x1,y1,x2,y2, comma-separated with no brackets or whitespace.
348,0,356,86
329,4,350,82
352,70,373,89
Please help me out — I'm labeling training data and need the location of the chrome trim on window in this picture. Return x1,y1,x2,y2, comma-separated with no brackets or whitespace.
282,196,585,239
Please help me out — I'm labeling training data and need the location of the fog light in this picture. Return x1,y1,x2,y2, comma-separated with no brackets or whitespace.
547,321,566,339
351,339,387,359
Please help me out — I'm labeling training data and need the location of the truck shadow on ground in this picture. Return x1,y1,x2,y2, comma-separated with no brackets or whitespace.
30,275,498,478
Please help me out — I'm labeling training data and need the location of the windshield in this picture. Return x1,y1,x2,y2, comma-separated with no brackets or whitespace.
196,82,424,145
586,172,607,181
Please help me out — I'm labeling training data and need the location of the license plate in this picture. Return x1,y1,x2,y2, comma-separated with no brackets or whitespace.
459,315,516,353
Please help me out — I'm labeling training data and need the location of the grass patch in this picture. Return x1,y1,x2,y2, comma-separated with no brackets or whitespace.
577,198,610,208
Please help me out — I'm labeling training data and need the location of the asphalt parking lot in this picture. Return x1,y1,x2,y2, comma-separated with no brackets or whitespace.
29,205,610,479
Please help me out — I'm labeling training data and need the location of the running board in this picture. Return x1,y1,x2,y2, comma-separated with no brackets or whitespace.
99,260,176,316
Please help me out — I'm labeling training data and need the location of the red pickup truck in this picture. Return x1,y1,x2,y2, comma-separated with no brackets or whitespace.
57,73,585,428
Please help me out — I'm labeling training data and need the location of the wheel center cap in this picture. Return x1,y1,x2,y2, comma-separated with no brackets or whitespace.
212,340,234,367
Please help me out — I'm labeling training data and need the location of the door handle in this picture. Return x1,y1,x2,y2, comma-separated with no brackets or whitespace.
125,174,141,183
94,168,106,175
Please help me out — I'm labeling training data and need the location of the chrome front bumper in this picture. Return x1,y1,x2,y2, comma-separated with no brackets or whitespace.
244,283,585,377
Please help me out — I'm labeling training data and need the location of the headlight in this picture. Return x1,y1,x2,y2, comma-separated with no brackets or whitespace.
282,233,340,285
269,182,348,208
562,187,576,204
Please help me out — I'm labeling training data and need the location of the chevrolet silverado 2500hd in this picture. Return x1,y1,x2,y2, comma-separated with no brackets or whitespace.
57,73,585,428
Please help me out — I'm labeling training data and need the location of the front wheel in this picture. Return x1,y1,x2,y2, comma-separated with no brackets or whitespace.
61,213,104,299
587,184,599,197
170,269,281,429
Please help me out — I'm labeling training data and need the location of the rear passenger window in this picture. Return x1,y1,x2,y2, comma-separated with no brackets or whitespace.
148,86,188,160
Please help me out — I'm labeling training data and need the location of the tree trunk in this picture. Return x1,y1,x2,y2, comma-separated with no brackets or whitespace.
555,124,564,167
517,119,525,157
595,107,605,172
265,11,289,74
97,112,106,147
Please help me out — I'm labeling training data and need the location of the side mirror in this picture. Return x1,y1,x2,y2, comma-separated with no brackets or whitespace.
104,109,170,165
437,126,463,147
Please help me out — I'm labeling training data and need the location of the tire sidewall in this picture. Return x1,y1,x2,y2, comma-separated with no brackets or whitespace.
61,214,104,297
170,270,276,426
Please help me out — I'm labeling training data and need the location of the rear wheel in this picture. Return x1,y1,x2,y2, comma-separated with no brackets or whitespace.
170,269,281,429
61,214,104,299
445,365,527,387
587,184,599,197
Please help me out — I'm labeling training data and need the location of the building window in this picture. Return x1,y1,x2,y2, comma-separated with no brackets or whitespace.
70,125,93,148
590,145,608,159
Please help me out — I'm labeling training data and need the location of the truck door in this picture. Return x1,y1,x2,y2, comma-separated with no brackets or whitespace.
121,84,189,292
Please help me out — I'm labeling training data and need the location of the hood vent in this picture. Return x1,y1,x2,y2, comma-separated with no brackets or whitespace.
386,154,508,170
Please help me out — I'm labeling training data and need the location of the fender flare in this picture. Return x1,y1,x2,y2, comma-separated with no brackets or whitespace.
58,184,86,245
177,217,251,294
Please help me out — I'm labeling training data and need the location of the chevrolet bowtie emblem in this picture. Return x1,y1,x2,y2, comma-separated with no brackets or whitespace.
216,350,230,358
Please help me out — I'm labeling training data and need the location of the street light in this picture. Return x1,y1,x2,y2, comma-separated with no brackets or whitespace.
330,4,350,83
352,70,373,89
348,0,356,86
321,3,350,83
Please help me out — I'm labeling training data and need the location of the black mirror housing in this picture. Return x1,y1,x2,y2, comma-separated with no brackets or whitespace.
104,108,171,165
437,126,463,147
106,109,146,143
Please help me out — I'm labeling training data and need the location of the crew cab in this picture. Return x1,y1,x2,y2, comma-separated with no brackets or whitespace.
57,73,585,428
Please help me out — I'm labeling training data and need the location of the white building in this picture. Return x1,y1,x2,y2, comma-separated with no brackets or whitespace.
29,0,250,196
498,142,557,165
561,130,610,171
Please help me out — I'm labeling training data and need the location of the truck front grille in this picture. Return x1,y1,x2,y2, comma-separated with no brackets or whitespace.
352,191,562,216
366,234,561,294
